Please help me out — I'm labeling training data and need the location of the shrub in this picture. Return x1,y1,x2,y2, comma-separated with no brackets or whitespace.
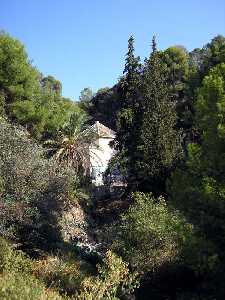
0,272,65,300
113,192,193,273
0,238,64,300
76,250,139,300
0,239,138,300
0,238,32,274
33,252,92,295
0,118,76,250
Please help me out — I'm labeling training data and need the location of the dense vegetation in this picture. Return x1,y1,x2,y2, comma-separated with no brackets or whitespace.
0,30,225,299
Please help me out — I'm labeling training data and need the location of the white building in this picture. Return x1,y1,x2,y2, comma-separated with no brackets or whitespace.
89,121,116,186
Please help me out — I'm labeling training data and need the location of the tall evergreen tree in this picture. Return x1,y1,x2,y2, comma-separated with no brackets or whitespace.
160,46,191,131
115,36,142,184
169,63,225,298
78,87,93,112
140,36,183,193
88,85,120,130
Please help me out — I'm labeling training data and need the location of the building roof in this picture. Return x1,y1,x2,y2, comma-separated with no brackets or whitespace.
93,121,115,138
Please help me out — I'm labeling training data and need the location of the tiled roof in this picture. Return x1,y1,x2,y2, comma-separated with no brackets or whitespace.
93,121,115,138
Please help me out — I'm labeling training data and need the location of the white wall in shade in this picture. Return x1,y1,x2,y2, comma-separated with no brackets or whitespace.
89,137,115,185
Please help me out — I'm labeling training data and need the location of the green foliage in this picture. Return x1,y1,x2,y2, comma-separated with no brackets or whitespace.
140,38,183,192
196,63,225,144
41,75,62,96
0,118,76,249
161,46,189,99
11,96,82,139
0,239,139,300
187,35,225,140
0,240,139,300
88,86,120,130
113,192,193,273
113,37,184,193
0,91,5,116
169,63,225,298
0,31,83,140
115,36,142,184
0,31,40,109
76,250,139,300
190,35,225,78
78,87,93,111
0,272,64,300
0,238,64,300
0,238,32,274
33,249,94,296
160,46,193,132
1,30,225,299
45,110,97,176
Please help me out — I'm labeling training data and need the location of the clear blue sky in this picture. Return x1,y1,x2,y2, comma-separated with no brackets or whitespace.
1,0,225,101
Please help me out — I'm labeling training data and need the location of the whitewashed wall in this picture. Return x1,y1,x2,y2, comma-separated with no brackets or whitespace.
89,137,115,185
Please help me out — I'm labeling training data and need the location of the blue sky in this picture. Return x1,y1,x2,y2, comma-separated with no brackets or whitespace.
1,0,225,101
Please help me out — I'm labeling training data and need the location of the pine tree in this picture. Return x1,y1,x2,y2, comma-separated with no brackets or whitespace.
169,63,225,297
115,36,142,184
141,36,182,193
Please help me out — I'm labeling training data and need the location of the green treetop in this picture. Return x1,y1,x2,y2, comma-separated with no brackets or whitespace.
140,36,183,193
115,35,142,184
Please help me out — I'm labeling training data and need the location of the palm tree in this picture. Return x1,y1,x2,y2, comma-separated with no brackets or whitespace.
45,111,98,175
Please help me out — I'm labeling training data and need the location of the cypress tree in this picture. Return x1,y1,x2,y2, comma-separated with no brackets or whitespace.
115,36,142,185
140,36,183,193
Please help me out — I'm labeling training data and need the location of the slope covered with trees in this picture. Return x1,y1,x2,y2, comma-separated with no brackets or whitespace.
0,30,225,299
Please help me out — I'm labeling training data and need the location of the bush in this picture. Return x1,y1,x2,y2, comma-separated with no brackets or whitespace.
33,251,93,295
167,64,225,298
76,250,139,300
0,272,64,300
0,238,138,300
0,238,64,300
0,118,76,250
113,192,193,273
